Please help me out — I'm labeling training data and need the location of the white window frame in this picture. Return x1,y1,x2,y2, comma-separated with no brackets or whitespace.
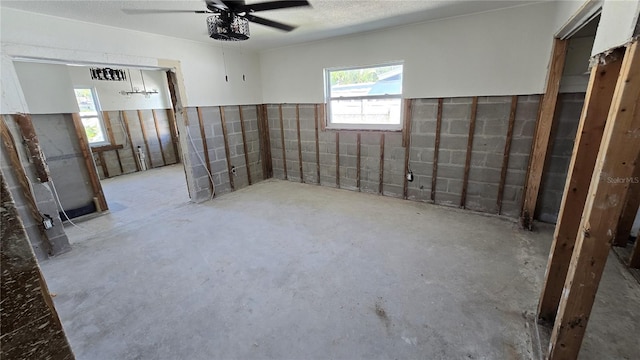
324,61,404,131
74,87,110,146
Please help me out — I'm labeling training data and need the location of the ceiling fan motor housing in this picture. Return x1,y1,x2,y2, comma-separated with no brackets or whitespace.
207,12,250,41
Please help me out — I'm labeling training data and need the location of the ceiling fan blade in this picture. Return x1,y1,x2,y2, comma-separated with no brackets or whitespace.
205,0,228,11
122,9,211,15
221,0,247,10
245,14,296,31
246,0,310,12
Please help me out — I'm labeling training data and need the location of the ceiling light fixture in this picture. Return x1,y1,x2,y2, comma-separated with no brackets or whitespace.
119,69,158,98
207,13,250,41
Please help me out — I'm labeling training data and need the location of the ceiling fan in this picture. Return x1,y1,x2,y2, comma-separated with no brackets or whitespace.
123,0,311,41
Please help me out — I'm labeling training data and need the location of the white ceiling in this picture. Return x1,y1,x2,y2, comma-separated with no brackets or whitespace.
1,0,546,50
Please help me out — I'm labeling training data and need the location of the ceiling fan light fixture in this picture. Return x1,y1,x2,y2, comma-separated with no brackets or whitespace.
207,14,250,41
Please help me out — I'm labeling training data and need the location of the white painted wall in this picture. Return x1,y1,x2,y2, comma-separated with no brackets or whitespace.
592,0,640,55
560,36,594,93
67,66,172,111
0,6,262,113
259,2,558,103
13,62,79,114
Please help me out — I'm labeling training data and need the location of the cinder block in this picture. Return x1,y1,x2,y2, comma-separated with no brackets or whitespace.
439,135,469,151
442,103,471,120
448,119,470,135
410,134,435,148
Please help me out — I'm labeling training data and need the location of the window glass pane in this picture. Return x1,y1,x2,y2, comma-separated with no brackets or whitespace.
74,88,97,113
81,117,106,143
330,98,402,125
329,65,403,97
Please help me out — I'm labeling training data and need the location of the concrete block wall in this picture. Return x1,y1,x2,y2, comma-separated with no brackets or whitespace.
0,115,71,261
537,93,585,223
266,94,541,219
184,105,264,202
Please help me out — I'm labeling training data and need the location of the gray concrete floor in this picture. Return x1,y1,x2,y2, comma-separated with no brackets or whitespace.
43,170,640,359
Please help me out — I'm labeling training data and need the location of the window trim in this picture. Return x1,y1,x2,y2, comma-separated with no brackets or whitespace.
74,87,110,146
324,61,404,131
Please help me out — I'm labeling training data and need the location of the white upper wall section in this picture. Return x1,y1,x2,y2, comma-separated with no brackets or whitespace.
259,2,558,103
0,7,262,113
592,0,640,55
13,62,79,114
68,67,172,111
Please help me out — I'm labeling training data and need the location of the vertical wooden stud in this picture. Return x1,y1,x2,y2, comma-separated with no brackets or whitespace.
315,104,321,184
197,107,213,192
296,104,304,183
403,99,413,200
137,110,153,168
121,111,140,172
538,50,624,323
14,114,50,182
166,108,181,163
279,104,288,180
613,152,640,246
431,98,443,202
336,132,340,188
71,113,108,211
152,109,167,166
219,106,234,191
521,38,569,229
460,96,478,208
238,105,252,185
497,96,518,214
356,133,361,191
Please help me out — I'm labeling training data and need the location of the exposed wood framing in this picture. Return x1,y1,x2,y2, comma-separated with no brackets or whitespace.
166,109,181,163
219,106,235,191
0,115,52,255
460,96,478,208
321,103,327,132
152,109,167,166
197,107,213,193
121,111,140,172
97,152,109,178
356,133,361,191
537,51,623,323
91,144,124,152
256,105,272,180
431,98,443,202
14,114,50,183
296,104,304,183
137,110,153,169
336,132,340,188
379,133,385,195
547,41,640,360
521,39,569,229
238,105,252,185
279,104,288,180
102,111,117,145
71,113,108,212
497,96,518,214
403,99,413,200
314,104,321,184
630,236,640,268
613,152,640,247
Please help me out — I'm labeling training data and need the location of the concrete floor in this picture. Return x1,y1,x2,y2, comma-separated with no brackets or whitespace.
42,168,640,359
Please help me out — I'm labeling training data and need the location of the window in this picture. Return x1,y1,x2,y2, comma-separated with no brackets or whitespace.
325,62,404,130
73,88,108,145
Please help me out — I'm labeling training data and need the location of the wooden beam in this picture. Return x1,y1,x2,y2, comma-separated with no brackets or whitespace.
71,113,108,212
613,151,640,247
379,133,385,195
460,96,478,208
403,99,413,200
0,115,52,255
152,109,167,166
321,103,327,132
256,105,272,180
356,133,361,191
537,50,624,324
630,236,640,268
315,104,321,184
166,109,181,163
91,144,124,153
548,41,640,360
296,104,304,183
14,114,50,183
137,110,153,168
279,104,288,180
521,39,569,229
238,105,252,185
431,98,443,202
219,106,235,191
121,111,140,172
102,111,117,144
336,132,340,188
197,107,213,193
497,96,518,214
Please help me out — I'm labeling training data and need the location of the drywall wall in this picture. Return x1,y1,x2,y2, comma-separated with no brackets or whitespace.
560,37,594,93
12,62,78,114
0,6,262,110
259,2,557,103
68,66,172,111
592,0,640,54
